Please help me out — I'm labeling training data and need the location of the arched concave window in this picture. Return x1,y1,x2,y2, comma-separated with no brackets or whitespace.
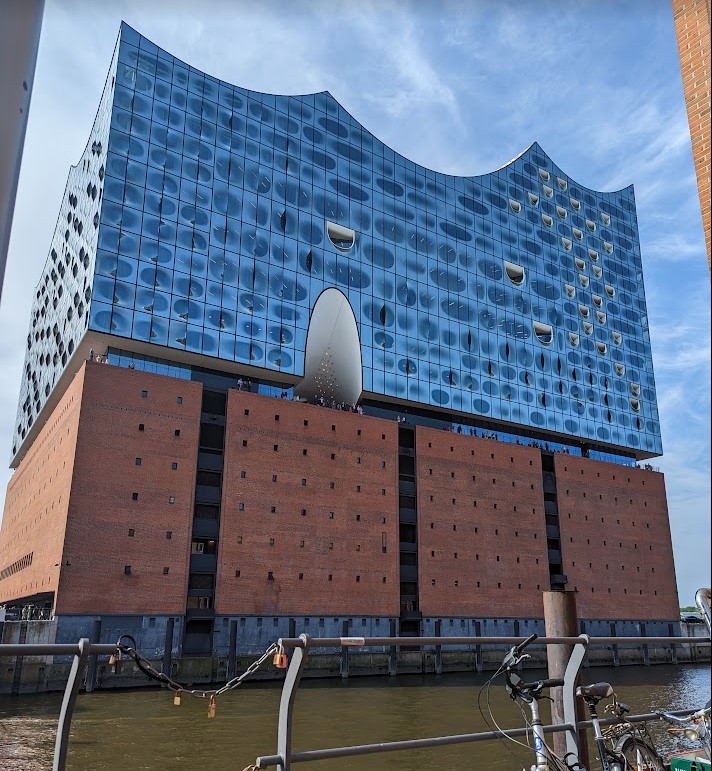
327,221,355,252
294,288,362,406
503,260,525,286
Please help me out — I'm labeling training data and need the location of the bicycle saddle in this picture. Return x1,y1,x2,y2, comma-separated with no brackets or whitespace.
576,682,614,702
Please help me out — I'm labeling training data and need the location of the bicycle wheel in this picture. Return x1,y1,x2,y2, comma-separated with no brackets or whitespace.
613,734,665,770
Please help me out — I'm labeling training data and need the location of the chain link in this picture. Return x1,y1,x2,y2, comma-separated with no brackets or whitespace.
116,637,280,700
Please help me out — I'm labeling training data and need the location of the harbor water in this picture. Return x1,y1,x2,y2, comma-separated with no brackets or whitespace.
0,664,709,770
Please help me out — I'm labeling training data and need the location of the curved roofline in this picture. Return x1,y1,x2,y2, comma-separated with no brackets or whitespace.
121,21,635,197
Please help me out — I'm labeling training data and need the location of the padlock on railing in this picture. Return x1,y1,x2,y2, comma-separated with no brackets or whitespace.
173,691,181,706
208,694,217,719
108,650,122,675
272,644,288,669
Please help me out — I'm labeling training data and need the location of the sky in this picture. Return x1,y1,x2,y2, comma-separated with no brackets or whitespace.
0,0,709,607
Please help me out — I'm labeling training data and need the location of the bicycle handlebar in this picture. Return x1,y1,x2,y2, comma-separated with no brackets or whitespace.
519,678,564,690
514,632,538,656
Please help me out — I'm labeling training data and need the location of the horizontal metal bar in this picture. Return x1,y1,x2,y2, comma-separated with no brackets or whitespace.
277,635,586,648
256,721,576,767
578,709,697,731
0,643,118,657
276,635,707,649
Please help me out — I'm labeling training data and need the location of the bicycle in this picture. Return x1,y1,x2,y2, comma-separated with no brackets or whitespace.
492,633,664,771
576,683,664,771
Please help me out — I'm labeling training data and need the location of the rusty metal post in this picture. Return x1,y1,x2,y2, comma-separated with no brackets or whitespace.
543,591,589,768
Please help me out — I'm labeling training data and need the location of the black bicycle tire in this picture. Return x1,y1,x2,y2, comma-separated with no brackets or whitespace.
613,733,665,770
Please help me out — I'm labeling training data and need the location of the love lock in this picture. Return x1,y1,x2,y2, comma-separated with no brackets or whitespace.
272,645,288,669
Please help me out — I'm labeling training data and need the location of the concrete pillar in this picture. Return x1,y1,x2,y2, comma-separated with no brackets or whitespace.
388,619,397,676
434,619,442,674
339,619,350,679
0,0,44,298
474,620,483,672
226,620,238,679
85,619,101,693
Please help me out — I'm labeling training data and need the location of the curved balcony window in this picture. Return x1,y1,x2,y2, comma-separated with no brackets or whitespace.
592,295,603,308
592,265,603,278
601,212,611,226
570,198,580,211
596,341,607,355
568,332,580,347
542,184,553,198
611,331,622,346
539,168,550,181
614,363,626,376
528,192,539,206
561,237,572,251
603,241,614,254
572,228,583,240
564,283,576,298
542,214,553,227
509,199,521,214
579,274,589,288
586,219,596,232
556,177,567,190
556,205,567,219
579,304,590,319
605,284,616,298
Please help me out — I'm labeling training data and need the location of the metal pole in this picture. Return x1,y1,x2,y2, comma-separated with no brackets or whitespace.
84,619,101,693
543,591,589,768
53,638,90,771
276,634,311,771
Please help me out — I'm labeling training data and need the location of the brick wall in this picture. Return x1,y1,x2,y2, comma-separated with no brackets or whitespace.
673,0,711,266
217,391,401,616
416,427,550,618
555,455,679,620
0,367,85,605
54,362,202,614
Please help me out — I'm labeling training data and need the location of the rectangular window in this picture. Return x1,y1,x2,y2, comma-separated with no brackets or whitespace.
128,528,135,537
141,390,148,398
166,531,172,539
171,462,178,470
174,429,181,437
138,423,144,431
132,492,138,500
135,457,142,465
176,396,183,404
163,567,169,575
168,496,175,504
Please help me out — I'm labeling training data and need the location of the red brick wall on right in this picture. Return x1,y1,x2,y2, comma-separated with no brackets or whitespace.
673,0,711,267
555,456,679,620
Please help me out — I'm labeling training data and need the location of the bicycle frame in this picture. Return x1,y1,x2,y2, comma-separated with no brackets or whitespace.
527,697,550,771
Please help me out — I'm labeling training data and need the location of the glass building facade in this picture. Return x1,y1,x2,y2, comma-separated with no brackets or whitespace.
12,22,662,463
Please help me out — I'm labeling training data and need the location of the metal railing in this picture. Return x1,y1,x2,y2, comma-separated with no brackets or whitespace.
0,641,117,771
0,634,708,771
252,634,710,770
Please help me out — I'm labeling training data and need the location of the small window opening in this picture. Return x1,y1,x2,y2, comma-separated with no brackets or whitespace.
327,221,355,252
509,199,521,214
533,321,553,345
570,198,580,211
528,192,539,206
561,237,572,251
539,168,550,181
503,261,525,286
542,214,553,227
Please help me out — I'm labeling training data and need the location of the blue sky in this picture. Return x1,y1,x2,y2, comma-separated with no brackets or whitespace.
0,0,709,606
